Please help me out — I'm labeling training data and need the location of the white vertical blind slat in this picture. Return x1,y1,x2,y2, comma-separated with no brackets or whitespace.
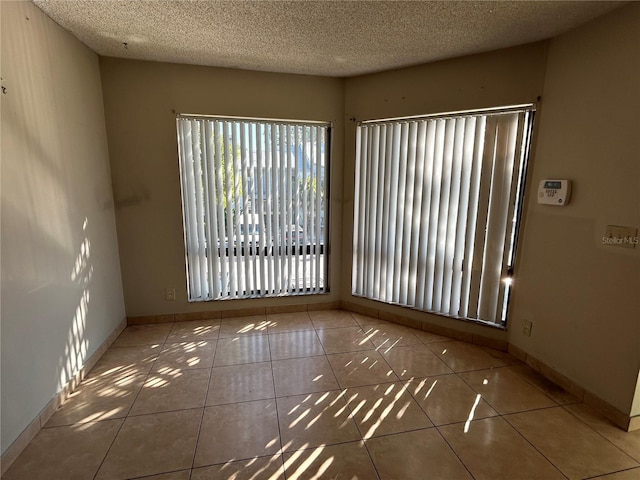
426,119,444,310
392,123,409,303
201,121,216,299
379,125,393,301
366,126,380,297
460,116,486,317
291,126,298,291
315,126,323,293
310,127,317,293
451,117,476,316
248,123,259,294
385,124,401,301
433,119,456,312
441,118,462,315
373,125,387,300
256,124,269,294
358,126,368,295
442,118,465,315
268,125,278,293
407,121,427,307
295,126,302,292
223,122,236,296
239,123,250,295
285,126,293,293
191,121,207,298
302,127,313,289
213,122,228,298
279,124,285,293
416,121,436,310
400,122,417,306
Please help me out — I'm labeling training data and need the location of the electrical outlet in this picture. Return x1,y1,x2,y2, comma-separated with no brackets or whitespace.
165,288,176,301
523,320,532,337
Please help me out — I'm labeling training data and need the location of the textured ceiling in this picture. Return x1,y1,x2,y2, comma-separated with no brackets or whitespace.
33,1,624,77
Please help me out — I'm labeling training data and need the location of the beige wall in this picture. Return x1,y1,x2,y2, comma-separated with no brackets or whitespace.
341,42,549,341
510,4,640,416
1,1,125,453
99,58,344,316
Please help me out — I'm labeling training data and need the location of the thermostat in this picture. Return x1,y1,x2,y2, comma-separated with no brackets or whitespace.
538,179,571,206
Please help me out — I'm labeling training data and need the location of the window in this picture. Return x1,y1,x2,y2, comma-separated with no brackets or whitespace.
177,115,330,301
352,105,535,326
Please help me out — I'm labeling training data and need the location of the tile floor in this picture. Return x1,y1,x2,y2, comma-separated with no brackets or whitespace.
4,310,640,480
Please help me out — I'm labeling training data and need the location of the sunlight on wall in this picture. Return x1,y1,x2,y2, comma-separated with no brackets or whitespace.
57,218,92,391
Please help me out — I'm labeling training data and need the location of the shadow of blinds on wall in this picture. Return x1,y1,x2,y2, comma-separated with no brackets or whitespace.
352,106,535,326
177,115,330,301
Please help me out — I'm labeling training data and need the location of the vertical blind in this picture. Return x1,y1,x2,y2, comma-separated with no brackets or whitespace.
352,107,534,325
177,115,330,301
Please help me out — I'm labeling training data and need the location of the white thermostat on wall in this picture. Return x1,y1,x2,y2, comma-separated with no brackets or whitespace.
538,179,571,206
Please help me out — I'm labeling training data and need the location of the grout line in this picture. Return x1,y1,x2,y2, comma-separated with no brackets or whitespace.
401,378,438,426
188,355,215,472
498,414,570,480
90,323,177,480
560,405,640,464
359,424,438,442
280,437,377,454
336,374,410,480
191,452,286,477
150,321,226,479
276,387,345,401
454,369,504,417
126,467,192,480
265,332,287,478
499,404,565,416
124,405,208,420
432,425,477,479
90,405,129,479
582,466,640,480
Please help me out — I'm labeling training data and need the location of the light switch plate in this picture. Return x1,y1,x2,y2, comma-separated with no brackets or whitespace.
523,320,533,337
603,225,638,249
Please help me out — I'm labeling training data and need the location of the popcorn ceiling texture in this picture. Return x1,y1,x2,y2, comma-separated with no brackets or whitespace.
33,0,623,77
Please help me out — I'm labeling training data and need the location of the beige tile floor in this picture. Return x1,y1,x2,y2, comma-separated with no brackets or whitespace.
4,310,640,480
